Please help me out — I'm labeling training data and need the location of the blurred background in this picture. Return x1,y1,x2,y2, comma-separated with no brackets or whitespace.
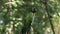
0,0,60,34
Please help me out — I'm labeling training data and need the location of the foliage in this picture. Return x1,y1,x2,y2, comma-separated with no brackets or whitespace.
0,0,60,34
